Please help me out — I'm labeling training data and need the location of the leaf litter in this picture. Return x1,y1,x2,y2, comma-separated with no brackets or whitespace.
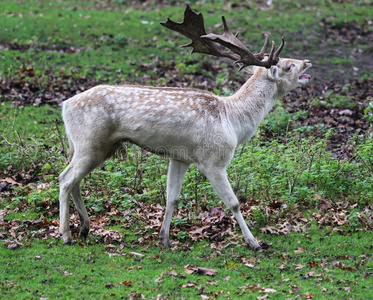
1,195,372,252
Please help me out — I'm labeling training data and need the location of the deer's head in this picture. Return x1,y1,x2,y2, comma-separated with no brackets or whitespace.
264,58,312,95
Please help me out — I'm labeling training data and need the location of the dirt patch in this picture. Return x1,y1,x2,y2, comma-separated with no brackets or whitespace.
299,18,373,82
286,77,372,158
0,64,99,107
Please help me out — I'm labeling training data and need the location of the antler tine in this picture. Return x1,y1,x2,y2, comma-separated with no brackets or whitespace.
272,37,285,64
256,34,269,61
202,16,284,69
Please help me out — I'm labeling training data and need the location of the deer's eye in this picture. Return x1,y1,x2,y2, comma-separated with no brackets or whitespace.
286,64,295,72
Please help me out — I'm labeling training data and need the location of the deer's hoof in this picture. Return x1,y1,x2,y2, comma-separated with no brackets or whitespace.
246,240,263,252
254,246,262,252
80,226,90,241
160,239,171,248
60,231,73,245
159,229,171,248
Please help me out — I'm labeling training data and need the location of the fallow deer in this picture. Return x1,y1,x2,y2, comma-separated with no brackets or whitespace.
59,5,311,251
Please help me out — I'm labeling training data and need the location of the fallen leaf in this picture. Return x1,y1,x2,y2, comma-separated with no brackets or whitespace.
182,283,196,288
197,267,217,276
308,261,318,268
317,199,333,211
184,264,217,276
61,270,73,276
129,291,146,299
278,260,288,270
294,247,307,254
184,266,194,275
168,271,178,276
122,280,133,286
0,177,22,186
263,288,276,293
7,243,21,250
129,252,145,258
206,280,218,286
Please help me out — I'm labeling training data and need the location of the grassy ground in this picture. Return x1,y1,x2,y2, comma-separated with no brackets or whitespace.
1,0,372,84
1,230,372,299
1,0,373,299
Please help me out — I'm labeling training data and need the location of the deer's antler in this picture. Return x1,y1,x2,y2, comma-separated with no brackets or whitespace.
160,4,240,61
161,5,284,70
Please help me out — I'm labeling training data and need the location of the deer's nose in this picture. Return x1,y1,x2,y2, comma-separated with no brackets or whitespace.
304,60,312,68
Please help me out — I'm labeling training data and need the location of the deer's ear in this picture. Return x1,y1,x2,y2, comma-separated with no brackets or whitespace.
267,66,279,81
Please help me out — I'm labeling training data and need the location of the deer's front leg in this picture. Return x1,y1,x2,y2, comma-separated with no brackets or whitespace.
159,160,189,247
199,165,261,251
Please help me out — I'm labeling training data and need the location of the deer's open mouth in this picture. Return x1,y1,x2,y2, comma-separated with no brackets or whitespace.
299,74,311,81
298,62,312,84
298,73,311,84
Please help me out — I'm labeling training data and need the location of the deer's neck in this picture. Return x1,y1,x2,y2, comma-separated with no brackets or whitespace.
224,71,278,145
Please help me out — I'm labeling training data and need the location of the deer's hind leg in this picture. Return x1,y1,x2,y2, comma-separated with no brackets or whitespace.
71,184,90,241
59,142,115,244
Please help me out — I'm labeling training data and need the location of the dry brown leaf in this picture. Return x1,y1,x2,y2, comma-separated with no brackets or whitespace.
129,252,145,258
129,291,146,300
182,283,196,288
184,264,217,276
317,199,334,211
0,177,22,186
122,280,133,286
294,247,307,254
61,270,73,276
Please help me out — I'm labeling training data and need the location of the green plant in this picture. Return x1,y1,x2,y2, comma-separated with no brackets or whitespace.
364,100,373,125
261,104,299,137
172,217,188,227
177,231,188,240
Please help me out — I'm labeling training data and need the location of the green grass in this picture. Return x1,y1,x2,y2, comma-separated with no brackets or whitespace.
1,0,372,83
1,229,372,299
0,102,65,176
